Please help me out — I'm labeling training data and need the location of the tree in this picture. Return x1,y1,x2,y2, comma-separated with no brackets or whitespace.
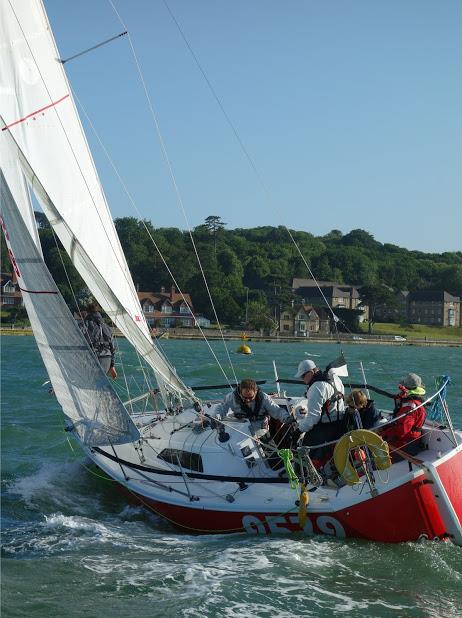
7,305,28,325
1,226,10,271
204,215,226,234
203,216,226,255
322,229,343,242
332,308,364,332
246,300,275,333
75,287,94,310
34,211,50,229
359,284,397,334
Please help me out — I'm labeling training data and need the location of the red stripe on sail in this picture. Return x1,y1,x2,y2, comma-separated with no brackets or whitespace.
2,94,70,131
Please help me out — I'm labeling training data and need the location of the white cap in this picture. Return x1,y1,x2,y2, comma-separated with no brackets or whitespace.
294,359,317,379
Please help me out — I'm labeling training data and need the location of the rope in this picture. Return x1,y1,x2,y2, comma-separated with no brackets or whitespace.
428,375,451,421
277,449,299,489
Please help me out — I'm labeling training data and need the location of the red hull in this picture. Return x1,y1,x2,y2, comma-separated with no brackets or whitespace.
125,449,462,543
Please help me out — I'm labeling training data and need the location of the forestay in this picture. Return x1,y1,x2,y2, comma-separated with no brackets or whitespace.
0,0,193,404
0,170,140,446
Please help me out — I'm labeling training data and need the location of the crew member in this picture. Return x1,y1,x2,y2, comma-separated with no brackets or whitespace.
293,359,346,462
215,378,292,438
381,373,426,458
344,389,381,430
79,303,117,379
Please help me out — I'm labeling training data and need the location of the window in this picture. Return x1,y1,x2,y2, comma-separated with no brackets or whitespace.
282,313,290,320
158,448,203,472
180,303,191,314
144,304,155,313
283,324,290,331
2,297,15,305
161,303,172,313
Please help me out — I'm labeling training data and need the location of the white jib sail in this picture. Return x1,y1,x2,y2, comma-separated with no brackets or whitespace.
0,0,194,403
0,170,140,446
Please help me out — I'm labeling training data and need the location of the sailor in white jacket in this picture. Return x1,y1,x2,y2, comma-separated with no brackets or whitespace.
294,360,346,457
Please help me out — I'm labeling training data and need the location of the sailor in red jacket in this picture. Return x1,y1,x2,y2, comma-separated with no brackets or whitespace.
381,373,427,456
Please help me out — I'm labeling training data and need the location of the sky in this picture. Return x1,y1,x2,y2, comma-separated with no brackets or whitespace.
45,0,461,253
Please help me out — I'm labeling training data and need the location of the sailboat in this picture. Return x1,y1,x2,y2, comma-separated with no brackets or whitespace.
2,0,462,544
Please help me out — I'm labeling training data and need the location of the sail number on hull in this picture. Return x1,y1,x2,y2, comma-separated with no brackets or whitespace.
242,514,346,537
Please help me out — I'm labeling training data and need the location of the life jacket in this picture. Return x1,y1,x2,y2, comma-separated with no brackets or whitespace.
382,390,426,449
308,371,344,422
345,399,381,431
233,387,265,421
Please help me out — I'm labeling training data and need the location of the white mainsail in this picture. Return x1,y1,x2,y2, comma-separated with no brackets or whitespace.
0,170,140,446
0,0,194,403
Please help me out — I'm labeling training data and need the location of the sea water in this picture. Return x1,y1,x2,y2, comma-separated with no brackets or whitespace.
1,336,462,617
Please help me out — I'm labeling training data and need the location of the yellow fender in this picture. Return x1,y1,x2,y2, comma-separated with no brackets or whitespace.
298,483,309,529
333,429,391,485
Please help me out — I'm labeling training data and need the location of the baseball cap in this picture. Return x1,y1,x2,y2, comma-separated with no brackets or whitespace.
294,359,317,379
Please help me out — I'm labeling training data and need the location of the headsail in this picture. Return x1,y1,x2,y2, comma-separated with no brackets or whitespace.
0,170,140,446
0,0,194,403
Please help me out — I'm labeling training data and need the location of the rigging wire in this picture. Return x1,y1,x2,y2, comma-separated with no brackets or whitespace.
71,88,234,390
48,227,145,408
46,224,132,394
159,0,345,345
108,0,238,389
7,1,143,326
6,1,195,409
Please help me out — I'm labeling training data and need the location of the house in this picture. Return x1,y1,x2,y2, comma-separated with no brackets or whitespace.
407,291,461,327
292,278,367,319
194,315,211,328
137,285,196,329
0,272,22,307
374,291,409,322
374,289,461,327
280,304,331,336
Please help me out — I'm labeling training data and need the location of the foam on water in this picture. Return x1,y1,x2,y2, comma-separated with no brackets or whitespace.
9,458,102,501
2,336,462,617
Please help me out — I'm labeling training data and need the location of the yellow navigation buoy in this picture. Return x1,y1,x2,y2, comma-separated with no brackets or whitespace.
237,344,252,355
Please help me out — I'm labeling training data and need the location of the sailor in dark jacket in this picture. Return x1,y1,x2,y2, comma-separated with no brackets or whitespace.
216,378,292,438
80,303,117,379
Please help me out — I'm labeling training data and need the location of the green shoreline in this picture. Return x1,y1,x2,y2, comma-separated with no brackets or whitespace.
2,327,461,347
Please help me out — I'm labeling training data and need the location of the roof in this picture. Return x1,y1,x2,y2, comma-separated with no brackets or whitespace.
283,304,331,320
1,272,13,285
137,290,193,310
297,286,353,299
408,290,460,302
292,278,339,289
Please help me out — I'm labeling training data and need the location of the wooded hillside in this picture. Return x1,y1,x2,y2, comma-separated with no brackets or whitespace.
2,217,461,328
